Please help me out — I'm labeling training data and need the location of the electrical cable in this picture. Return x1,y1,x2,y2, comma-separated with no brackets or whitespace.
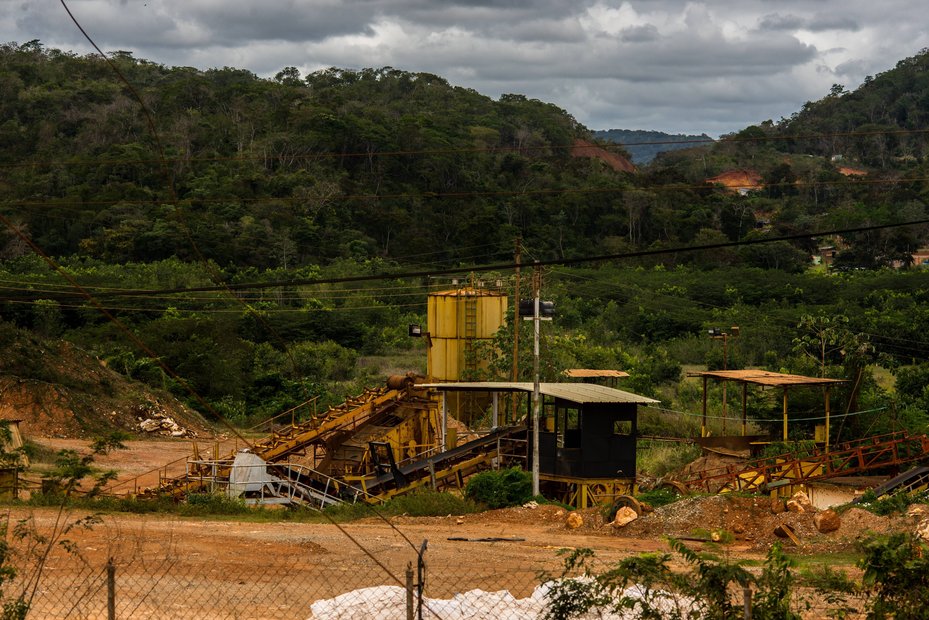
641,404,886,423
29,217,926,299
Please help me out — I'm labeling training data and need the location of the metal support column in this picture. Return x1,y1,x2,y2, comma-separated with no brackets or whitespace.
701,376,708,437
531,262,541,497
441,393,447,453
824,386,831,453
741,383,748,436
782,387,789,441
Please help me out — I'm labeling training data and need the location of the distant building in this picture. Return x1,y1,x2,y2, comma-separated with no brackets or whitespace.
816,246,838,267
912,248,929,267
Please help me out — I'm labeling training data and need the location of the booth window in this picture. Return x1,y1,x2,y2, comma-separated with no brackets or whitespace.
613,420,632,436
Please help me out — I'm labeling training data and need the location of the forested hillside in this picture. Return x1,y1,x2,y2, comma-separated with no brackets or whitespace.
2,41,929,440
0,41,632,266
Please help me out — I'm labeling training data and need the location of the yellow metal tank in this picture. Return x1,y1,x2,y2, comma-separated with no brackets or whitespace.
426,287,507,381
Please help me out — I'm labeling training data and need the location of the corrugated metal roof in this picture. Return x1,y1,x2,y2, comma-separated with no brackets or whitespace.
420,382,658,404
563,369,629,378
687,370,847,387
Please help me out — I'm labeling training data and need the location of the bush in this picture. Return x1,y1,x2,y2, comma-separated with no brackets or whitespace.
859,533,929,618
182,493,251,515
856,489,929,516
464,468,533,509
637,442,701,476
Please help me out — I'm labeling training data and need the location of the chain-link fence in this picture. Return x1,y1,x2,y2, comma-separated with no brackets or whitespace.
3,507,877,620
5,507,558,620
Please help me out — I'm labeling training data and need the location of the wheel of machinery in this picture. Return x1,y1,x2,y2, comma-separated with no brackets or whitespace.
656,480,690,496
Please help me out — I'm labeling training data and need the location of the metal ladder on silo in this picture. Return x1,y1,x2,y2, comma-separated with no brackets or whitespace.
463,292,478,375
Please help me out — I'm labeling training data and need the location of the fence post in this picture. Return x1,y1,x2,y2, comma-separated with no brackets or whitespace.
743,584,752,620
405,562,414,620
107,557,116,620
416,540,428,620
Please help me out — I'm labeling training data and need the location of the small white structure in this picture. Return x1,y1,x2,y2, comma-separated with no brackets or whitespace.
806,477,885,509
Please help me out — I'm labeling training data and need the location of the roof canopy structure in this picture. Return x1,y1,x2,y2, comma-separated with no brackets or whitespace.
562,369,630,378
421,381,657,405
562,368,630,381
687,369,848,448
688,370,846,388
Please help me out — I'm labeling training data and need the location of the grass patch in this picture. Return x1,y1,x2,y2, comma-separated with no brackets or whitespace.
637,441,701,477
20,440,59,466
690,528,735,544
635,487,685,508
20,487,481,523
788,551,863,570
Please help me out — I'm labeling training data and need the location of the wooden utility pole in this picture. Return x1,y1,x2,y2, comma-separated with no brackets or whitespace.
511,237,521,423
531,261,541,497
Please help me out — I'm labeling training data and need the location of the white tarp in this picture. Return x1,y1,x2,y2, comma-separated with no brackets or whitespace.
309,581,693,619
227,452,274,497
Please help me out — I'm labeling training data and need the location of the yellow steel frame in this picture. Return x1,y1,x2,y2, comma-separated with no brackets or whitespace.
539,473,636,509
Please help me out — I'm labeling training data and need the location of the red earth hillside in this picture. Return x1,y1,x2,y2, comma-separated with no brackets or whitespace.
570,139,636,173
706,169,763,193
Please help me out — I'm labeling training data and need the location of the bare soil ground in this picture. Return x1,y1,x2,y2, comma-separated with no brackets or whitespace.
14,437,917,619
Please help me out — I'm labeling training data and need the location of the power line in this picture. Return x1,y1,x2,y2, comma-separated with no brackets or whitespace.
31,217,926,300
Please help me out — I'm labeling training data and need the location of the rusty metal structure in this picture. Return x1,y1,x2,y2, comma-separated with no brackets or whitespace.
679,430,929,494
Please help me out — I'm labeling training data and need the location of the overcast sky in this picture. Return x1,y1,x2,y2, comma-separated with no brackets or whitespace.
4,1,928,136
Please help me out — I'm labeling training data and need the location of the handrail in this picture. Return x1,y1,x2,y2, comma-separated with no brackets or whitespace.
681,431,929,492
277,462,378,503
102,453,196,494
181,459,375,506
101,436,243,495
245,396,321,432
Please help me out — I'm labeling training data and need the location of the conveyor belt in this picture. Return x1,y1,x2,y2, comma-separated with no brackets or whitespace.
360,425,526,497
852,465,929,502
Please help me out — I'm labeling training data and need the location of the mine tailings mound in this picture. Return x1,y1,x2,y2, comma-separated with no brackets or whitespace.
0,322,210,438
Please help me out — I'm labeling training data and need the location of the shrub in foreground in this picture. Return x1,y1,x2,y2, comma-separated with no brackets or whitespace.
464,468,533,509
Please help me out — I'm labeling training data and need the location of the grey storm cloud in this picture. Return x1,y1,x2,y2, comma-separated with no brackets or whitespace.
621,24,660,43
757,14,806,31
4,0,929,135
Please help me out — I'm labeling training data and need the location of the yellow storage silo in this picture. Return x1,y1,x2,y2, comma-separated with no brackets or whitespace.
426,287,507,381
